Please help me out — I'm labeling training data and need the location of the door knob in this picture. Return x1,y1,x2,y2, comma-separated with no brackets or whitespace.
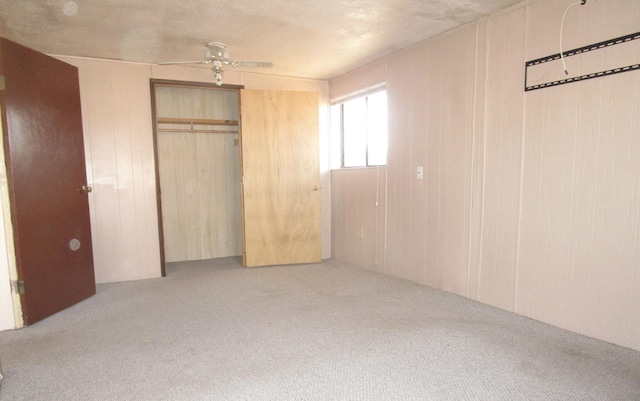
79,185,92,193
313,185,320,191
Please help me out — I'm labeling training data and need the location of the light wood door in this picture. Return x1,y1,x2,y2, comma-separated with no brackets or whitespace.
0,38,95,324
240,90,321,267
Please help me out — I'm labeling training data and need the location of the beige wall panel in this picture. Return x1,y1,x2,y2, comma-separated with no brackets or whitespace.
330,170,346,262
331,168,386,273
72,60,121,283
420,28,476,293
598,0,640,39
330,60,387,101
466,20,488,302
423,39,443,290
378,22,479,295
114,67,148,277
385,49,424,283
62,58,162,283
239,74,328,92
563,78,602,336
364,167,385,272
587,73,640,346
407,49,429,287
476,8,526,312
378,54,401,276
601,0,640,352
436,25,477,297
331,170,353,264
519,85,579,326
519,0,577,328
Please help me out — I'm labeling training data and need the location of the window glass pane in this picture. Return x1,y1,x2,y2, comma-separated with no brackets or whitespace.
330,104,342,169
335,88,387,168
367,91,387,166
342,97,367,167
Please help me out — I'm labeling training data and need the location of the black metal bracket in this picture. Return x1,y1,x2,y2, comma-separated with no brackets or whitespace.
524,31,640,92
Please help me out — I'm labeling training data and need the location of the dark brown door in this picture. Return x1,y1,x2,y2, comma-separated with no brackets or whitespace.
0,38,95,325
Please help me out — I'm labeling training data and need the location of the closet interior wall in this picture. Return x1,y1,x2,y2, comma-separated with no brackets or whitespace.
154,84,242,263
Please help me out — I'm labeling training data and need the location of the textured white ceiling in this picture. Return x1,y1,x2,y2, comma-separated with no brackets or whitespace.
0,0,523,80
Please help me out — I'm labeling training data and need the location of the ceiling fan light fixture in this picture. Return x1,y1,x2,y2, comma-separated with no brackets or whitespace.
207,42,229,62
212,60,224,86
159,41,272,85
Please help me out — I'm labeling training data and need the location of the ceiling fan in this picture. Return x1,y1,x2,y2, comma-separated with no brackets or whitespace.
159,42,273,85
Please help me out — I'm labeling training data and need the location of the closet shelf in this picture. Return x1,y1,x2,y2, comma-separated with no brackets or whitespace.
156,117,239,126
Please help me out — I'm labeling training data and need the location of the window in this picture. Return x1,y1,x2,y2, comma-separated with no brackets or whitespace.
332,89,387,167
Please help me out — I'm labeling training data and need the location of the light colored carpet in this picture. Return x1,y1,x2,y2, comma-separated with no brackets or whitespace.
0,257,639,401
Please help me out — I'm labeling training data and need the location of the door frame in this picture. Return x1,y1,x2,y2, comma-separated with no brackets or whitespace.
149,79,244,276
0,103,21,330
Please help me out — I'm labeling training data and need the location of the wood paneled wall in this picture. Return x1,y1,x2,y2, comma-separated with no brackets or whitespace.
66,59,162,284
331,167,386,273
158,132,242,262
330,0,640,351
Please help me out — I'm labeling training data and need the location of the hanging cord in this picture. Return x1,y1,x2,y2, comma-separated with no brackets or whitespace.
560,0,587,75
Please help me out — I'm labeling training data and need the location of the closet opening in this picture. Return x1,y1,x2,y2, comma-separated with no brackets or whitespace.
150,79,244,276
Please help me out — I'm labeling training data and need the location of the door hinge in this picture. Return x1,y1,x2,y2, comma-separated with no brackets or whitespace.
11,280,24,295
0,75,5,91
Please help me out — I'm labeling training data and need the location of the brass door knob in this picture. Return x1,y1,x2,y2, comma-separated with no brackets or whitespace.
80,185,92,193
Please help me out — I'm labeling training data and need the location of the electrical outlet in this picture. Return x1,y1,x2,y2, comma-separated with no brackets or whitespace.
417,166,424,179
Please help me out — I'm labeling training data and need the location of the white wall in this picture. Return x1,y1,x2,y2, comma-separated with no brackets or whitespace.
330,0,640,351
0,58,330,330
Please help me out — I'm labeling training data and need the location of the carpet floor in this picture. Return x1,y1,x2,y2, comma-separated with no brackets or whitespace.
0,257,639,400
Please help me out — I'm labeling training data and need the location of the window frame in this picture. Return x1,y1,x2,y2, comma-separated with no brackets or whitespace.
332,85,387,168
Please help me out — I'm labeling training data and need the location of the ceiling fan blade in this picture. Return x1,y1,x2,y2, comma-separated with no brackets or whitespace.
158,60,209,65
231,60,273,68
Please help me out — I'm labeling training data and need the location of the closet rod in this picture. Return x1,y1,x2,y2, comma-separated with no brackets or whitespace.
156,117,239,126
157,128,239,134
